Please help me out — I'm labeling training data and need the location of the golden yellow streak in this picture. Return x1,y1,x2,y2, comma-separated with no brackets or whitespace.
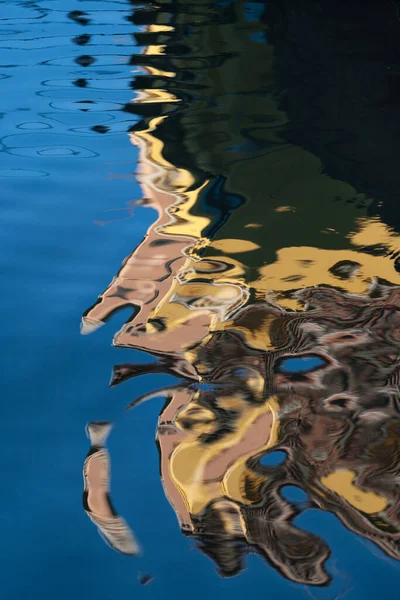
253,246,400,310
211,239,261,253
146,65,176,78
222,396,279,504
131,116,178,169
351,216,400,251
146,45,166,55
136,89,180,104
148,24,174,33
162,180,211,238
321,469,387,514
169,395,279,514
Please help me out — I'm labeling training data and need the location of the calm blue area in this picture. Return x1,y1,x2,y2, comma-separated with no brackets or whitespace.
280,485,308,504
1,2,399,600
278,355,327,373
259,450,286,467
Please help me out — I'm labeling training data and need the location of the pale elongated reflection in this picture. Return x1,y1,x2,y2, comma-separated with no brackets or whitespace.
81,0,400,586
83,422,140,556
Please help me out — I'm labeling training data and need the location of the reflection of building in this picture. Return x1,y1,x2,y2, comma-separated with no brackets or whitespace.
154,284,400,579
82,0,400,586
83,422,140,555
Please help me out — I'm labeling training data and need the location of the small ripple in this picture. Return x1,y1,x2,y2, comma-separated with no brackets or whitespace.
17,122,52,130
0,30,26,37
8,145,98,158
49,100,123,112
39,88,126,101
42,54,130,67
42,111,115,126
2,131,100,158
43,77,131,91
71,120,133,135
0,168,48,177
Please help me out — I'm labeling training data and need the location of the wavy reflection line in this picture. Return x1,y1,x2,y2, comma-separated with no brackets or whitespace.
80,0,400,586
82,422,140,556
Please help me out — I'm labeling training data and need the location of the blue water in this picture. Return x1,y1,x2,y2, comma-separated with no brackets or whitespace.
259,450,287,467
2,2,400,600
277,356,328,374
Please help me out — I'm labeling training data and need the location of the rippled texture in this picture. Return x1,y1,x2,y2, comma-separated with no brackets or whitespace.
5,1,400,599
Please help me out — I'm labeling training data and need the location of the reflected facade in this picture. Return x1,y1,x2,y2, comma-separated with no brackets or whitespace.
81,0,400,586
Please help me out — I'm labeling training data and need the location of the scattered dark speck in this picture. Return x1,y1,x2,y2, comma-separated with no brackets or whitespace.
139,574,153,586
92,125,109,134
73,34,91,46
67,11,90,25
73,79,88,88
75,55,96,67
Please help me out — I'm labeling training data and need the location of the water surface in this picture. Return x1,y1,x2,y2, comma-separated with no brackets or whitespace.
3,1,400,599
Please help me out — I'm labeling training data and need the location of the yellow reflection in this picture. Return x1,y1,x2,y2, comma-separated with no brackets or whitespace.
321,470,387,514
255,245,400,310
211,239,261,253
148,24,174,33
169,395,279,514
351,216,400,251
145,45,166,55
136,89,180,104
146,66,176,78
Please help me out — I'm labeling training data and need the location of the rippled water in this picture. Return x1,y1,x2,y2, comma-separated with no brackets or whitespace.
4,1,400,599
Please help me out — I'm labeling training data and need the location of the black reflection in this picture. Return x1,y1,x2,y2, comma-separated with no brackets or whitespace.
73,78,88,88
67,11,90,26
75,55,96,67
91,125,109,134
73,34,91,46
